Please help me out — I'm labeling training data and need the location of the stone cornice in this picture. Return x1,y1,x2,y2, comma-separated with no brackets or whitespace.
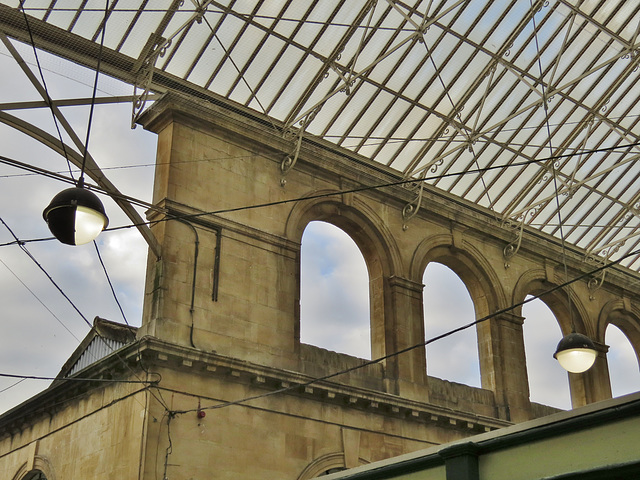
0,336,510,443
144,337,510,433
150,199,300,255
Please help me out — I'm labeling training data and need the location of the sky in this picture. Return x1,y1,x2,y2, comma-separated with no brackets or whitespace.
1,35,639,416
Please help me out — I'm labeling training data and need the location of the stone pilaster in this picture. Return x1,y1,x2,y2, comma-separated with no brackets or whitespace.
382,276,428,400
569,342,612,408
478,312,531,422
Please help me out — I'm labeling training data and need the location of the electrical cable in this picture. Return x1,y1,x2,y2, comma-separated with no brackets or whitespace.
93,240,132,334
0,257,81,342
5,5,639,456
201,13,280,135
156,384,440,446
0,385,153,464
3,1,640,416
0,139,637,220
8,5,415,34
0,378,26,395
532,1,578,334
17,0,74,179
0,215,170,411
0,373,156,384
0,138,636,186
0,155,163,213
78,0,109,184
175,219,200,349
0,240,136,388
0,252,136,397
116,143,639,235
3,140,640,266
0,215,94,329
172,244,640,415
162,412,174,480
419,24,498,222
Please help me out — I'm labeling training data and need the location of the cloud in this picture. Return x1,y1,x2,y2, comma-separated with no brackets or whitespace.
300,221,371,359
423,262,481,387
0,43,155,413
606,325,640,398
522,298,572,410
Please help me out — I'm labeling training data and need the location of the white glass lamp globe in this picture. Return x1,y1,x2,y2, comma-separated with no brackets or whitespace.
43,186,109,245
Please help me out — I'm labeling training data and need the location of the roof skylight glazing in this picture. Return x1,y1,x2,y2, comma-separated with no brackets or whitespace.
2,0,640,268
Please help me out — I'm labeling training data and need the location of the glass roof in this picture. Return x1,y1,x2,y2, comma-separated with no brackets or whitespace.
2,0,640,269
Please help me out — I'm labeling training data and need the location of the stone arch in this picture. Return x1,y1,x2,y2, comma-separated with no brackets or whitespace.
299,220,371,357
286,191,403,277
11,456,55,480
512,268,607,409
297,452,368,479
598,299,640,365
411,234,519,408
411,234,506,318
286,192,406,365
297,453,346,479
511,268,591,337
421,261,481,386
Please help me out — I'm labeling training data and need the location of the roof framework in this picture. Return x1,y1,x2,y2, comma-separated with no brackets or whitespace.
1,0,640,269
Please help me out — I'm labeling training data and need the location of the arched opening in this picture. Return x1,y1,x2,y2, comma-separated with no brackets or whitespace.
318,467,347,476
300,221,371,359
606,324,640,398
422,262,481,387
522,296,571,410
23,471,47,480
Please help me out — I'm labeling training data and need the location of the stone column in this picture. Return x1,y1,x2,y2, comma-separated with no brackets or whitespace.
477,312,531,422
569,342,612,408
381,276,428,400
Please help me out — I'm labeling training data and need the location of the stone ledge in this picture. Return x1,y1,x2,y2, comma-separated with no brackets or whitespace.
144,336,511,434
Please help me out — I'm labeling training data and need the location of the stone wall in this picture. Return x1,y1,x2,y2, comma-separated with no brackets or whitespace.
137,93,640,422
0,378,147,480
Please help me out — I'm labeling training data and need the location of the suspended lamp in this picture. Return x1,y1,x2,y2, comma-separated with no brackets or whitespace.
43,180,109,245
41,1,112,246
553,332,598,373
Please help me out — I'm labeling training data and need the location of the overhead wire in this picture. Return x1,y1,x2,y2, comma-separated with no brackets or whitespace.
3,5,639,458
77,0,109,185
0,373,156,384
4,3,157,400
93,240,131,331
1,6,161,406
102,141,640,239
0,378,26,395
2,137,636,181
0,215,94,329
16,0,74,179
0,256,81,342
0,385,153,463
0,232,138,400
2,140,640,255
0,215,168,410
531,0,576,334
14,6,426,33
11,0,140,349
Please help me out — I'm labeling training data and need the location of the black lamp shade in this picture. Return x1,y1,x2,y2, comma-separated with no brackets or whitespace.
43,187,109,245
553,332,598,373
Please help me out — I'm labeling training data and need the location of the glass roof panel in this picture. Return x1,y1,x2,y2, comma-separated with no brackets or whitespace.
116,7,168,58
20,0,50,20
3,0,640,268
46,2,82,30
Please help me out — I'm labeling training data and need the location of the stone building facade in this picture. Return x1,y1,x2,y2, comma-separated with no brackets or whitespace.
2,92,640,479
